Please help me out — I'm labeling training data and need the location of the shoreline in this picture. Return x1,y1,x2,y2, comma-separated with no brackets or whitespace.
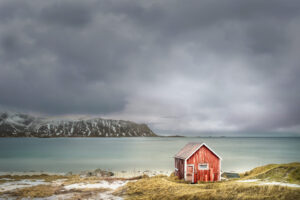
0,169,174,178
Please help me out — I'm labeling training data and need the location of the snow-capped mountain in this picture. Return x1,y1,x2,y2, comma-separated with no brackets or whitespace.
0,112,157,137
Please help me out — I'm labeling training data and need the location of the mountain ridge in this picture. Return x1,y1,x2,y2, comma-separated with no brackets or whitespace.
0,112,157,137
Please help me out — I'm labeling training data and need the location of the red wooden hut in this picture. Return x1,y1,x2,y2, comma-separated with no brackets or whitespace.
174,142,222,183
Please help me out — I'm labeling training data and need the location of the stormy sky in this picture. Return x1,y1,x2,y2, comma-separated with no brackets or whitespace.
0,0,300,136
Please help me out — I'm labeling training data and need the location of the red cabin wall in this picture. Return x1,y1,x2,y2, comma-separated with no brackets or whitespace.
174,158,184,179
186,145,220,182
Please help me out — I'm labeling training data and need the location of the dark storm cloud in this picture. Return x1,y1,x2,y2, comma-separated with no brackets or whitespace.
40,2,93,27
0,0,300,135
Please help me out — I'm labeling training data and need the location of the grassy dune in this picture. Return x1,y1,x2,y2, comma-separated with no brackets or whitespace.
115,163,300,200
240,162,300,184
115,175,300,200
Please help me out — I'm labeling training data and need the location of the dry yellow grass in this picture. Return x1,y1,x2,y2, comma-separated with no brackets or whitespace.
8,185,60,198
62,174,144,186
114,175,300,200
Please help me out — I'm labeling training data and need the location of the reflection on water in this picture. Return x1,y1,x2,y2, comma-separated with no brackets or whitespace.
0,137,299,173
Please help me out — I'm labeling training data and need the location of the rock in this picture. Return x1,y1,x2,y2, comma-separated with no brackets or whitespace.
222,172,240,179
79,169,114,177
66,171,73,176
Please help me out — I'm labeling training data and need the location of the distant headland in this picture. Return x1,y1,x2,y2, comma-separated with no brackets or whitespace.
0,112,157,137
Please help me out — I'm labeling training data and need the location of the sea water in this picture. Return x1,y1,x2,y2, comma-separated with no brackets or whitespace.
0,137,299,173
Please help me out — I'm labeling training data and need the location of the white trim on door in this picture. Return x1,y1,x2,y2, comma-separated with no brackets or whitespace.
186,164,195,183
184,159,187,180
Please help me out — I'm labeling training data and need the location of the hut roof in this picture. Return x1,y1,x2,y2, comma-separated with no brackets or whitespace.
174,142,222,160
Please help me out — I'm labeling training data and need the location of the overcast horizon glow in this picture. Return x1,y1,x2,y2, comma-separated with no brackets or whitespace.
0,0,300,136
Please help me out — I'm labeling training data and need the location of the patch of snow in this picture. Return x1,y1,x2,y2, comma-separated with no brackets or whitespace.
236,179,300,188
5,115,26,127
113,170,172,178
259,182,300,188
51,179,68,186
0,179,47,192
237,179,260,183
64,180,127,190
0,178,14,181
97,192,123,200
34,193,75,200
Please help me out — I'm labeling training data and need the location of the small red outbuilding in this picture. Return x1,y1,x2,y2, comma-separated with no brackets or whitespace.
174,142,222,183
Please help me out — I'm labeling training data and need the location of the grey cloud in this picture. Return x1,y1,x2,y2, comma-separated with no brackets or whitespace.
0,0,300,135
40,1,94,28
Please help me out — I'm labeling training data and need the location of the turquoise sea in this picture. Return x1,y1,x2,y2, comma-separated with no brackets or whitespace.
0,137,299,173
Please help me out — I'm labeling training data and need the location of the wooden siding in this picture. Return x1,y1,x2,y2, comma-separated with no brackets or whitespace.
186,145,220,182
174,158,184,179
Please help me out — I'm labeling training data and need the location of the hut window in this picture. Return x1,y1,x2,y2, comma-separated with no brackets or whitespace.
198,163,209,170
